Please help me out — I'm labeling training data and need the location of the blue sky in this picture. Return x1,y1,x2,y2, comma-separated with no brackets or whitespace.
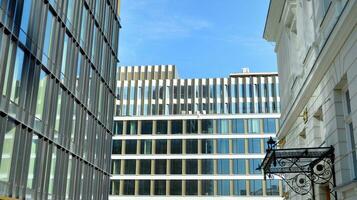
119,0,276,78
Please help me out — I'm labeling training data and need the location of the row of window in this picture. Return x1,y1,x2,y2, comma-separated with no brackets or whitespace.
119,82,279,101
113,138,268,155
112,159,262,175
117,101,280,116
117,65,177,81
110,179,280,196
113,118,278,135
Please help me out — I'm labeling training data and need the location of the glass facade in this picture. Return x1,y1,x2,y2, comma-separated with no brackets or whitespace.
0,0,120,199
111,66,281,198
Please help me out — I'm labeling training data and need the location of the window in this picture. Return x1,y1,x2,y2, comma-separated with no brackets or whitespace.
141,121,152,134
140,160,151,174
232,119,245,133
140,140,151,154
171,120,182,134
125,140,137,154
80,7,88,46
112,160,121,174
170,159,182,174
43,11,54,66
186,139,198,154
266,179,279,195
171,140,182,154
186,159,198,174
201,180,214,195
186,120,198,133
233,180,246,195
112,140,121,154
186,180,198,195
113,121,123,135
248,139,261,153
249,159,262,174
19,0,32,42
217,180,230,195
155,160,166,174
250,180,262,195
123,180,135,195
202,119,214,134
139,180,150,195
248,119,260,133
170,180,182,195
0,121,17,182
111,180,120,195
156,120,167,134
217,139,229,154
155,180,166,195
217,119,229,134
202,139,214,154
155,140,167,154
232,139,245,153
126,121,137,135
233,159,246,174
27,134,38,189
124,160,136,174
35,70,48,121
202,159,214,174
9,47,24,104
217,159,230,174
263,119,276,133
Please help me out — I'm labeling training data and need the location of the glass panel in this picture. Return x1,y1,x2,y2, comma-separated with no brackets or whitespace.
250,180,262,195
233,180,246,195
156,120,167,134
112,140,121,154
186,120,198,134
27,134,38,189
171,140,182,154
10,47,24,104
248,119,260,133
19,0,32,42
139,180,150,195
186,180,197,195
42,11,54,65
201,180,214,195
110,180,120,195
201,159,214,174
201,139,214,154
54,89,62,137
123,180,135,195
248,139,261,153
170,160,182,174
232,119,245,133
170,180,182,195
48,147,57,195
217,139,229,154
201,119,213,134
171,120,182,134
35,70,48,120
112,160,121,174
249,159,262,174
139,160,151,174
154,180,166,195
140,140,152,154
263,119,276,133
155,140,167,154
217,119,229,134
124,160,136,174
0,121,16,182
186,139,197,154
233,159,246,174
217,180,230,195
266,179,279,195
125,140,136,154
141,121,152,134
232,139,245,154
114,121,123,135
155,160,166,174
126,121,137,135
217,159,230,174
186,159,198,174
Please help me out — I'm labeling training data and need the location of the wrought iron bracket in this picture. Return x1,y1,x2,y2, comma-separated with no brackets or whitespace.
259,139,337,200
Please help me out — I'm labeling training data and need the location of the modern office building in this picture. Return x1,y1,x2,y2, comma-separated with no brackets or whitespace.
110,65,283,199
0,0,120,199
264,0,357,199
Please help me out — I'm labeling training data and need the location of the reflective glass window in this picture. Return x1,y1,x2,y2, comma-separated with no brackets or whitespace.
248,119,260,133
201,119,214,134
123,180,135,195
139,180,150,195
125,140,137,154
10,47,24,104
154,180,166,195
263,118,276,133
141,121,152,134
155,160,166,174
139,160,151,174
171,120,182,134
112,140,121,154
201,180,214,195
156,120,167,134
186,180,198,195
217,180,230,195
250,180,262,195
248,139,261,153
186,159,198,174
126,121,137,135
124,160,136,174
186,139,198,154
249,159,262,174
155,140,167,154
140,140,152,154
170,180,182,195
232,139,245,154
202,139,214,154
217,159,230,174
113,121,123,135
171,140,182,154
217,119,229,134
186,120,198,133
266,179,279,195
217,139,229,154
233,180,246,195
233,159,246,174
232,119,245,133
170,159,182,174
201,159,214,174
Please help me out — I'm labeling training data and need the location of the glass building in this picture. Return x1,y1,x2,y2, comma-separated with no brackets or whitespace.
111,65,283,199
0,0,120,199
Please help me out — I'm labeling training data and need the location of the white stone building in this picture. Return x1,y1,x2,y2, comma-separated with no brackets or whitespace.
264,0,357,199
